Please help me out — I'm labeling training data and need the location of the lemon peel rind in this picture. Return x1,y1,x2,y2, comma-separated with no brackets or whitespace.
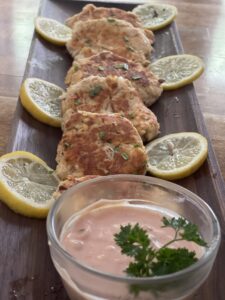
0,180,52,218
20,78,63,127
0,151,56,218
146,132,208,181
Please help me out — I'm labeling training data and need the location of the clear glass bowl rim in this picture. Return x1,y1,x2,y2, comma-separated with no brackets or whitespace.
47,174,221,284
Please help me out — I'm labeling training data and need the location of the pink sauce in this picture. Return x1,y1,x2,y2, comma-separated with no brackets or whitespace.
61,200,204,276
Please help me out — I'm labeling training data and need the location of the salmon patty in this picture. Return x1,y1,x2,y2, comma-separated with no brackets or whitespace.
61,75,159,142
53,175,99,199
56,110,147,179
65,51,162,107
66,18,152,65
66,4,154,40
67,4,143,29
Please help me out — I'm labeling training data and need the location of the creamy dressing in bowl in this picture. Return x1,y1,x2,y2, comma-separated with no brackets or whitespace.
47,175,220,300
60,199,204,276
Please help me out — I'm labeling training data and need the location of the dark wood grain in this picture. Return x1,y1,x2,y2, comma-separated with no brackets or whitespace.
0,0,224,299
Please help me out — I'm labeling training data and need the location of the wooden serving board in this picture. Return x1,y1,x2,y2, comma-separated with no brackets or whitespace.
1,0,224,299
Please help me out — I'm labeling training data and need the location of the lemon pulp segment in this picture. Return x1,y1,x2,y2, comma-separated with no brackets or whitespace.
0,151,59,218
20,78,64,127
35,17,72,46
150,54,204,90
133,4,177,31
146,132,208,180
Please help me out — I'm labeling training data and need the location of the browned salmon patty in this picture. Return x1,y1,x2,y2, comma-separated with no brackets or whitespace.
66,18,153,65
53,175,99,199
67,4,144,29
65,51,162,107
61,75,159,142
56,110,147,180
66,4,154,40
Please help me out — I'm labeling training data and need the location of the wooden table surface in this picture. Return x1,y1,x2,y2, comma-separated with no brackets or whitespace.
0,0,224,299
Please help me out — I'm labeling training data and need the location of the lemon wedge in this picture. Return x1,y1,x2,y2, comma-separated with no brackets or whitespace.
146,132,208,180
150,54,204,90
0,151,59,218
20,78,64,127
133,3,177,31
35,17,72,46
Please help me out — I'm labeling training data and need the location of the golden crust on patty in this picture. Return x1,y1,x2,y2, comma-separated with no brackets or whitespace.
61,75,160,142
65,51,162,107
66,4,141,29
56,110,147,179
66,18,152,65
66,4,154,41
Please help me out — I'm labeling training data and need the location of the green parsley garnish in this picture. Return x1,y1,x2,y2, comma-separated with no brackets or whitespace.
107,18,116,23
114,145,120,152
63,142,70,150
89,85,102,97
114,217,207,278
151,248,197,276
121,152,129,160
123,36,129,42
161,217,207,247
98,66,105,71
132,75,142,80
114,63,129,71
128,112,135,119
73,65,79,72
133,144,140,148
74,99,81,105
127,45,135,52
99,131,106,140
85,39,92,46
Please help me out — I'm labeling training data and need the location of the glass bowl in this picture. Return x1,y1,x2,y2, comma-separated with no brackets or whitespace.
47,175,220,300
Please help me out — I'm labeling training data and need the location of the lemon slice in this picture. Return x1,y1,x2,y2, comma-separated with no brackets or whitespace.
20,78,64,127
35,17,72,46
133,4,177,31
146,132,208,180
0,151,59,218
150,54,204,90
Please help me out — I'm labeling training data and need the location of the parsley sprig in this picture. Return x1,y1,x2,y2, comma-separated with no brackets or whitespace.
161,217,207,248
114,217,207,278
